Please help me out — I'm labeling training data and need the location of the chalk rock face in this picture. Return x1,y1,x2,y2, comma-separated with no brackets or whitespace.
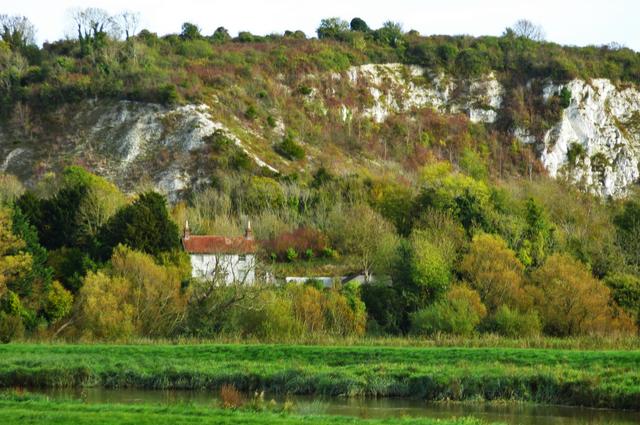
540,79,640,197
342,64,503,124
0,101,277,200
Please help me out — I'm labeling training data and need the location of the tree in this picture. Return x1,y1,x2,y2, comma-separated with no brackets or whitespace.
69,7,118,54
350,17,370,33
510,19,545,41
0,208,32,301
76,271,134,341
0,15,36,50
614,200,640,269
316,17,349,40
180,22,202,40
374,21,404,48
328,203,399,282
98,192,180,259
605,273,640,325
410,284,486,336
110,245,188,337
212,27,231,43
361,283,404,334
455,48,489,77
0,174,24,206
519,198,555,267
10,206,53,298
460,233,528,312
531,254,635,336
393,230,451,316
117,11,140,40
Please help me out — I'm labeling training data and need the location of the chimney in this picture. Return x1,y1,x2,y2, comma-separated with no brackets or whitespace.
244,220,254,240
183,220,191,240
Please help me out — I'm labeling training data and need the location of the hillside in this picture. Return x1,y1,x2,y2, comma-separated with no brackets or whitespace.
1,18,640,198
2,14,640,344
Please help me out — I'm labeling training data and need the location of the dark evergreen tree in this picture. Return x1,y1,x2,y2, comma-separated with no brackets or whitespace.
98,192,180,259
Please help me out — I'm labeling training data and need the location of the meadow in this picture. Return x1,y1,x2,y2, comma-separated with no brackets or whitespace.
0,343,639,410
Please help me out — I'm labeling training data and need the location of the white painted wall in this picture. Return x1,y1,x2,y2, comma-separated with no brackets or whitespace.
190,253,255,284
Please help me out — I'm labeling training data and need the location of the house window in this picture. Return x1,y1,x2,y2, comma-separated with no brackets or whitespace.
238,255,246,262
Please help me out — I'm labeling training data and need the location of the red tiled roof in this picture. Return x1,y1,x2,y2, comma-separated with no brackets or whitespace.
182,235,256,255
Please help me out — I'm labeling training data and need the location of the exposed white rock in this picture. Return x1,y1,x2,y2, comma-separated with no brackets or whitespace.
0,148,26,172
341,64,502,124
514,128,536,145
539,79,640,197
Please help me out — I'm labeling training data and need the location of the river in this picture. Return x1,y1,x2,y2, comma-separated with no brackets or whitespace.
30,387,640,425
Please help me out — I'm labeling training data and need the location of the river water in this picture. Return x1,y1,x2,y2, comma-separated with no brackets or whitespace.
32,387,640,425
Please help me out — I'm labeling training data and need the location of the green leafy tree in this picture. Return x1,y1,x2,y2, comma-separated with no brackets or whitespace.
460,233,529,312
316,17,349,40
349,17,370,32
614,200,640,269
211,26,231,43
393,230,451,319
98,192,180,259
519,198,555,267
374,21,404,48
180,22,202,40
605,273,640,325
0,15,36,50
410,285,486,336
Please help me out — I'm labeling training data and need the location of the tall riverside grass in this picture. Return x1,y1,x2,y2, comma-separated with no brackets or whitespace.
22,334,640,350
0,344,638,409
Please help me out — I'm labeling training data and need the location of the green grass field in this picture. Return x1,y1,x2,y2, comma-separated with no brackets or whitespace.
0,344,639,409
0,393,497,425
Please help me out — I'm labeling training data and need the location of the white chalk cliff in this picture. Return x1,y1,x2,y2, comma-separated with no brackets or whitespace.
539,79,640,197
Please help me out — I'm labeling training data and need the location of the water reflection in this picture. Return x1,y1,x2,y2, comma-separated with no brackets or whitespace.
35,388,640,425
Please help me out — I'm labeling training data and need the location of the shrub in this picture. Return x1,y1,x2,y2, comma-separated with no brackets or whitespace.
220,384,244,409
559,86,572,108
411,298,478,336
361,283,404,334
264,227,329,262
243,176,286,213
275,132,305,161
0,312,24,343
76,272,134,341
44,281,73,323
460,233,529,312
488,305,542,337
532,254,636,336
228,291,302,340
285,247,298,262
605,273,640,324
245,104,258,120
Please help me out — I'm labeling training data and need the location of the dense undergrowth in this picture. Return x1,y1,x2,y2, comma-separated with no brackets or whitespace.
0,344,638,410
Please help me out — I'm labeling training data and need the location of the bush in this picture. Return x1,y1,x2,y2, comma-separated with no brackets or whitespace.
264,227,329,262
532,254,636,336
275,132,305,161
44,281,73,323
361,283,404,334
488,305,542,337
411,297,479,336
0,312,24,343
605,273,640,324
559,86,572,108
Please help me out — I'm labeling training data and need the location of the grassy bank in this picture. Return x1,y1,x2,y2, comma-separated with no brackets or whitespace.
0,344,639,409
0,393,496,425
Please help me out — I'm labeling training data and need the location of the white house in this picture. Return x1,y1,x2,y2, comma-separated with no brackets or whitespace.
182,221,257,284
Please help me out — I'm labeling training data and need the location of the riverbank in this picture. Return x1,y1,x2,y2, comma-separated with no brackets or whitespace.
1,344,639,409
0,392,494,425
